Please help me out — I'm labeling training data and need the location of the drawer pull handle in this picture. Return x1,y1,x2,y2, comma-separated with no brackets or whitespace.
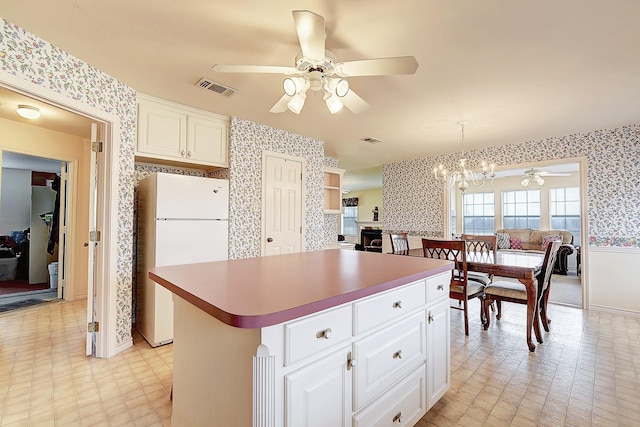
393,412,403,423
347,352,355,371
316,328,332,339
437,284,444,290
393,350,403,359
393,301,402,309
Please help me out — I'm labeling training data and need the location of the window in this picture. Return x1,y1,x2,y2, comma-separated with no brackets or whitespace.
502,190,541,229
463,192,495,235
342,206,358,236
550,187,581,245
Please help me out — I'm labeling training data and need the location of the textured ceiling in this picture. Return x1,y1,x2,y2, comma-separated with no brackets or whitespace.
2,1,639,190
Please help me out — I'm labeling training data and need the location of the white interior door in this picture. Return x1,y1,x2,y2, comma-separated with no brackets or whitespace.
262,153,303,256
86,123,99,356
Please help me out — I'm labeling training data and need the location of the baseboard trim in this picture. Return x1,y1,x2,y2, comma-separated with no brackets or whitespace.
589,304,640,316
113,337,133,357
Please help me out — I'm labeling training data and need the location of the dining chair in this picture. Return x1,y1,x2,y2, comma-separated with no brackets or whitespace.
461,234,497,286
389,232,410,255
482,240,561,340
422,238,485,336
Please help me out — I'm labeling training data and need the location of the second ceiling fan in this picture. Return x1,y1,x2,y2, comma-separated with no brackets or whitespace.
212,10,419,115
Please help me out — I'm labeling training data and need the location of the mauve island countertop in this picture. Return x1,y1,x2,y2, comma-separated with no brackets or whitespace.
149,249,453,329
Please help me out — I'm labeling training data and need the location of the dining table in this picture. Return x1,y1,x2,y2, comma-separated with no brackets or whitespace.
406,247,546,352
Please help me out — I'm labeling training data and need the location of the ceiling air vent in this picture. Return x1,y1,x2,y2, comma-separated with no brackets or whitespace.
195,78,238,97
360,137,383,144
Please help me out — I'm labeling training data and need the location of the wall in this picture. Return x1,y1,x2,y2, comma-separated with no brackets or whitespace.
220,117,325,259
383,124,640,312
0,168,30,234
1,18,137,346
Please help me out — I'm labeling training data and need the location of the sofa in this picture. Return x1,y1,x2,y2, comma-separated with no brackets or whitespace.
495,228,575,275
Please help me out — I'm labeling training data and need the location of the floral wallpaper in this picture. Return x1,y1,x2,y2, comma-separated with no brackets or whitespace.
222,117,325,259
1,18,137,346
384,124,640,247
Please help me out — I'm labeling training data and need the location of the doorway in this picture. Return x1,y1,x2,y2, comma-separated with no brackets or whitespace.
447,158,587,308
0,78,119,357
0,152,68,312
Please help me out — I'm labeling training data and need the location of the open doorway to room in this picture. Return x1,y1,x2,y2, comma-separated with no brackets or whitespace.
0,152,68,312
448,159,585,308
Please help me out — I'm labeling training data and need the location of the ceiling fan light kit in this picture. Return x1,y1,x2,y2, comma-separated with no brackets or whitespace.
212,10,418,115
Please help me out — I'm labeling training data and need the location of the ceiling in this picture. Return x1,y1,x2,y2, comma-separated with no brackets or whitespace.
2,1,639,191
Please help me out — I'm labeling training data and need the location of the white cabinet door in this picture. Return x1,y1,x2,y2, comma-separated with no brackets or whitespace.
285,347,353,427
426,298,450,409
137,100,187,158
187,113,228,166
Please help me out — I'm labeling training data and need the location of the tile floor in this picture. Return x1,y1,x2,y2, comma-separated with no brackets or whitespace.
1,297,639,426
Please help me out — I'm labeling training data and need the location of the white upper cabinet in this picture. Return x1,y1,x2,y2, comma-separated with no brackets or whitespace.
136,94,229,169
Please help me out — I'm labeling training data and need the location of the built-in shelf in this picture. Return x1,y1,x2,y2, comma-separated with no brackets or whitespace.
323,167,345,214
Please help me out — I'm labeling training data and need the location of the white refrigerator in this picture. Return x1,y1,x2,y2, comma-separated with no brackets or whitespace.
136,172,229,347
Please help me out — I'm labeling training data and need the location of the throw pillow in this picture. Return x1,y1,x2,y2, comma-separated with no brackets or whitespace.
496,233,511,249
542,235,562,251
509,238,523,250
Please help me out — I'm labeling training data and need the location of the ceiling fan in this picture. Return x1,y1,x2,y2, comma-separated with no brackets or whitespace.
212,10,418,115
520,168,571,187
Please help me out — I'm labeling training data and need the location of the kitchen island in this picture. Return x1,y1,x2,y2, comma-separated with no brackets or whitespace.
149,249,453,427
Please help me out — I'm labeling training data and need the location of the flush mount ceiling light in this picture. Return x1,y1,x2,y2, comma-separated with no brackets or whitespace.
16,104,40,120
212,10,418,115
432,122,496,193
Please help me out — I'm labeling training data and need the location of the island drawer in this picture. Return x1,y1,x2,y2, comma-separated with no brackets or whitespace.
353,311,426,410
283,304,352,366
426,272,450,303
353,365,426,427
353,280,426,335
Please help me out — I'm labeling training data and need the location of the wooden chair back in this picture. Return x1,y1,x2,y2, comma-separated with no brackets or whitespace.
538,240,561,295
461,234,497,260
389,233,410,255
421,238,467,286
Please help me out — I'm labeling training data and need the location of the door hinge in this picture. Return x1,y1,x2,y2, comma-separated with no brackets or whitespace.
91,141,104,152
88,321,99,333
89,230,101,242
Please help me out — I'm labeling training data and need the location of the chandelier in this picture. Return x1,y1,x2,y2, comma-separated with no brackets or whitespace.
432,123,496,193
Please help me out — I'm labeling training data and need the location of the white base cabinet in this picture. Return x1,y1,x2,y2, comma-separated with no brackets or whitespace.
170,272,450,427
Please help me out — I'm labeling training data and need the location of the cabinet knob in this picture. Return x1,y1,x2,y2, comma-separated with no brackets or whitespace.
180,150,185,156
437,284,444,290
187,150,192,158
316,328,332,340
267,237,273,243
392,301,402,309
428,313,434,323
393,412,403,423
393,350,403,359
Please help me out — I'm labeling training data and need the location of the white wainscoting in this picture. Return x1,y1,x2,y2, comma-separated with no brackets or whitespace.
588,246,640,314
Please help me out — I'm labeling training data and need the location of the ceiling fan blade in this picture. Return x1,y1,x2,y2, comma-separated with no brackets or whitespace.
213,64,297,74
341,89,370,114
269,94,292,113
335,56,419,77
292,10,326,61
